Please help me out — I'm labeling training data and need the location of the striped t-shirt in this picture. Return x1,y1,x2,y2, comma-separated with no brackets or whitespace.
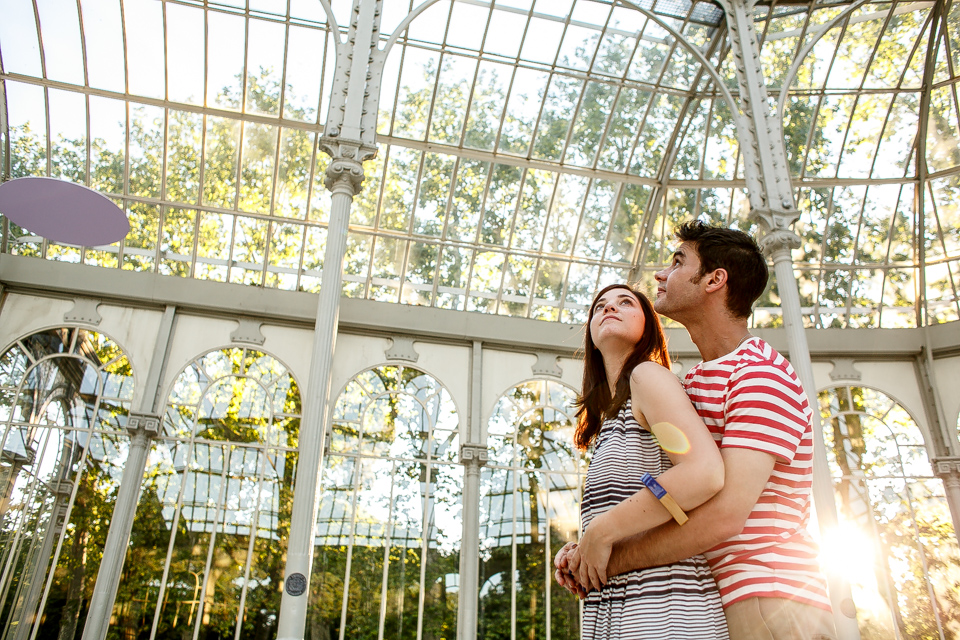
683,336,831,611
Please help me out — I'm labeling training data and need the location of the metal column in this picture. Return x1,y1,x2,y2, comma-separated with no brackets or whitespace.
457,341,488,640
275,1,382,637
81,305,178,640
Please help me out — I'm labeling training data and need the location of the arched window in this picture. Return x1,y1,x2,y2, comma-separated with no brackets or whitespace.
309,365,461,639
111,347,301,639
480,380,583,640
819,386,959,639
0,328,134,640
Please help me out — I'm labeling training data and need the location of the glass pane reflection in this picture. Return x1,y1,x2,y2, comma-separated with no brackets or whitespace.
311,365,462,640
0,329,132,640
109,347,300,639
481,380,583,640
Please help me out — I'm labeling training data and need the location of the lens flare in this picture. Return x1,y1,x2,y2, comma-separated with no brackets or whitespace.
650,422,691,454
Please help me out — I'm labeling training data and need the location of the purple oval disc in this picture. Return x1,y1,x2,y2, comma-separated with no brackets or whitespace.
0,177,130,246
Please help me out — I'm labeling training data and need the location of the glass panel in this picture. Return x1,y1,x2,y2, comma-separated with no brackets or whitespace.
819,385,959,638
167,3,206,105
166,110,204,205
482,380,582,639
631,94,681,176
415,152,455,237
513,169,553,252
316,366,461,639
38,0,85,85
204,117,241,209
446,159,488,243
130,105,164,199
196,212,233,282
564,81,615,167
89,96,126,195
208,11,246,110
927,85,960,173
238,122,278,213
275,129,315,219
48,89,87,184
124,0,164,99
464,61,511,151
266,222,305,291
0,0,42,77
597,88,650,173
574,180,618,260
285,25,326,123
380,147,421,232
430,55,476,145
343,232,373,298
481,165,522,247
436,246,472,310
469,251,505,313
369,236,404,302
0,330,132,640
403,241,438,305
392,47,439,141
498,68,550,156
246,18,285,117
533,75,581,162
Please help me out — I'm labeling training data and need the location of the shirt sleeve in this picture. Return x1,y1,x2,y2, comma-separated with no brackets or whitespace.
719,360,810,464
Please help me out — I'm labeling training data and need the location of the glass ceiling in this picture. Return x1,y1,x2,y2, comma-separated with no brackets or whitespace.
1,0,959,329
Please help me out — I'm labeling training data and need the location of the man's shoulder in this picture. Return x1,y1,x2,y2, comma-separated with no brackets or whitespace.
736,339,798,378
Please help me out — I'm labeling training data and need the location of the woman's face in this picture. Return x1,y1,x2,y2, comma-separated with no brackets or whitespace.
588,287,647,353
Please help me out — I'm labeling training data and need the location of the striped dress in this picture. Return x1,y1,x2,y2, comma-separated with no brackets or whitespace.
580,400,729,640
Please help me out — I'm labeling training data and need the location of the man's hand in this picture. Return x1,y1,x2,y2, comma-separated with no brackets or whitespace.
553,542,588,598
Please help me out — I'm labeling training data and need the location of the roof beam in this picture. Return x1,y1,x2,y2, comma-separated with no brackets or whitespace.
1,254,955,358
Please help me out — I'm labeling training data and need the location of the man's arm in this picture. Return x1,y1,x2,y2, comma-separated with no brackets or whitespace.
606,446,777,576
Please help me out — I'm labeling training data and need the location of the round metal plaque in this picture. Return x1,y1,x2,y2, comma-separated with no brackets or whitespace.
285,572,307,596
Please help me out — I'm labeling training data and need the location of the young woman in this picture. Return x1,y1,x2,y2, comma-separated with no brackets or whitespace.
567,283,729,639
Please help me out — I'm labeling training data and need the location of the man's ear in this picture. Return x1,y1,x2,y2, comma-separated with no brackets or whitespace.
702,268,728,293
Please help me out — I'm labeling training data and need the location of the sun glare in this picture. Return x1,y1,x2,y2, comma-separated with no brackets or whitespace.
818,522,896,626
649,421,691,454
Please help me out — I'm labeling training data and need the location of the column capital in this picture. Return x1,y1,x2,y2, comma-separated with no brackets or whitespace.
319,137,378,196
752,208,802,260
126,412,161,440
932,457,960,479
459,443,489,468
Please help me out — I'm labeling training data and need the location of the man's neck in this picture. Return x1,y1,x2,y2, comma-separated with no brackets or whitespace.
685,317,752,362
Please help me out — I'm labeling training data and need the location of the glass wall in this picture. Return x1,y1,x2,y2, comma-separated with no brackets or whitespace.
108,347,301,640
0,328,133,640
5,0,958,329
819,385,960,639
480,379,583,640
309,365,461,640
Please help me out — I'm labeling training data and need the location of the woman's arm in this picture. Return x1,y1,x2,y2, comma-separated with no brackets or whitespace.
569,361,724,591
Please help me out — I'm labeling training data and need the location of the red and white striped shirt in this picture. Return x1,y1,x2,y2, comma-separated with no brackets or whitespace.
683,336,831,611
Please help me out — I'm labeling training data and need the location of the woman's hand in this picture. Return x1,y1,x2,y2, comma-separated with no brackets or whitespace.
569,516,614,593
553,542,588,598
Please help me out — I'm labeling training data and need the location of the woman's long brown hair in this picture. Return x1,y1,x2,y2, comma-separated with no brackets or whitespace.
574,283,669,450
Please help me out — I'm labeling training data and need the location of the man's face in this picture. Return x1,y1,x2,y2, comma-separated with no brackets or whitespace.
654,241,703,320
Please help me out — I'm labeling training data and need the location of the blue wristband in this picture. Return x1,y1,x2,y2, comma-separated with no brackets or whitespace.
640,472,667,499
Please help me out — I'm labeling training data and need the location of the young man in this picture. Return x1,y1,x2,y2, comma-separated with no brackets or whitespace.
556,222,838,639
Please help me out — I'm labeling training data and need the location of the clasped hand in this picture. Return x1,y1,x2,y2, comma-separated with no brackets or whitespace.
552,524,613,597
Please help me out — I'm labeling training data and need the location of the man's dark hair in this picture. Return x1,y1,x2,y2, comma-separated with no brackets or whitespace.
676,221,769,319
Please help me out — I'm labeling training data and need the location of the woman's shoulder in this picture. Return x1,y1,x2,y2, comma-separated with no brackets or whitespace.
629,360,677,384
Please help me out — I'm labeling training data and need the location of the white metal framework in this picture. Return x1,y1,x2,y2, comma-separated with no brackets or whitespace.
1,1,960,640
